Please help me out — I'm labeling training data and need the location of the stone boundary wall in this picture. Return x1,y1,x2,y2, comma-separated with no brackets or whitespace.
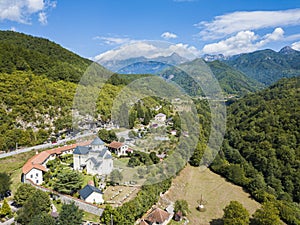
26,180,104,216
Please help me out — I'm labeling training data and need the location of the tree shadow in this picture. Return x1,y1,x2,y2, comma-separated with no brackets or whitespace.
210,218,223,225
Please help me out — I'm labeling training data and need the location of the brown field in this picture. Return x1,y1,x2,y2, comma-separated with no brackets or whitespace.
158,164,261,225
103,185,140,207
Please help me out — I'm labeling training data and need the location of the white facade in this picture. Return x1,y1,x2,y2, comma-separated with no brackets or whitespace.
73,154,88,170
25,168,44,185
155,113,166,122
73,137,113,176
84,192,104,204
109,142,129,157
86,151,113,176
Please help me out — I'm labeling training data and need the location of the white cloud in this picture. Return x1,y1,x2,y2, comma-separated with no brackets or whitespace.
202,28,285,55
161,32,178,39
197,9,300,40
94,36,131,45
27,0,44,13
10,26,17,32
38,12,47,25
0,0,55,24
291,41,300,51
94,41,199,63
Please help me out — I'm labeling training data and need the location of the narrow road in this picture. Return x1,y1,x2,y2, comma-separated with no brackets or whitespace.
0,131,96,159
0,218,14,225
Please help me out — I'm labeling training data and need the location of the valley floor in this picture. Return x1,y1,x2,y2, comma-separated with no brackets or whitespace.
159,164,260,225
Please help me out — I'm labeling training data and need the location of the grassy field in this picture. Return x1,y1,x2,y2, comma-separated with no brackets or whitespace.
0,151,36,193
103,185,140,207
158,165,261,225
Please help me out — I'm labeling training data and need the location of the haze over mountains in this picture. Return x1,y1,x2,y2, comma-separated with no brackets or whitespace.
101,43,300,95
0,30,299,225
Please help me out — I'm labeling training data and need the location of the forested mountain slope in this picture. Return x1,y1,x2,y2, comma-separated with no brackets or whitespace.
160,59,264,96
225,47,300,85
211,76,300,224
0,31,93,82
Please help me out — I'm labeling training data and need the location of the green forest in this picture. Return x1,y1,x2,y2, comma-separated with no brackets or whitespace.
225,48,300,85
1,31,300,224
210,77,300,224
0,31,92,83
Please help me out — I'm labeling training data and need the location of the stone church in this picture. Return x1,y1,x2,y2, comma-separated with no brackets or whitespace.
73,137,113,175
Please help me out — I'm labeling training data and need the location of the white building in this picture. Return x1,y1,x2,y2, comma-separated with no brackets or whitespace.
73,137,113,175
79,184,104,204
22,143,81,185
155,113,166,122
108,141,131,157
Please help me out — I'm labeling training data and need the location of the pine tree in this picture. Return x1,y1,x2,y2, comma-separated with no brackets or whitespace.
0,173,11,195
0,199,12,218
28,212,56,225
14,183,36,206
58,202,83,225
16,189,51,224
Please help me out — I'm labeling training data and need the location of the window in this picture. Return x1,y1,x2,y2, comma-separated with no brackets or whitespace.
36,180,39,184
30,174,33,178
36,173,38,177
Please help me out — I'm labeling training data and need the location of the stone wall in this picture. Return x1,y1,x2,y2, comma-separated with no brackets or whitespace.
26,180,104,216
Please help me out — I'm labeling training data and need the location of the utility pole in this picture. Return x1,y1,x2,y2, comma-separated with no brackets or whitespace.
15,142,18,150
111,214,113,225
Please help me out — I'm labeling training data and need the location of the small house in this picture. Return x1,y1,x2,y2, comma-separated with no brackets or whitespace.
79,184,104,204
155,113,166,122
170,130,177,136
144,207,172,225
108,141,130,157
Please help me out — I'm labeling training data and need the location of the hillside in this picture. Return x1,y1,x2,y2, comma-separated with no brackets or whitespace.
159,165,260,225
225,47,300,85
0,31,93,82
0,71,76,151
0,32,122,151
211,77,300,224
160,59,263,96
208,60,265,95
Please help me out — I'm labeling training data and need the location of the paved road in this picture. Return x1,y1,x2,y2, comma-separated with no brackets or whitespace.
0,132,96,159
0,217,14,225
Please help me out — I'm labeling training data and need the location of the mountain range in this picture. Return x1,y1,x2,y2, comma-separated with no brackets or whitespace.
99,52,188,73
223,46,300,85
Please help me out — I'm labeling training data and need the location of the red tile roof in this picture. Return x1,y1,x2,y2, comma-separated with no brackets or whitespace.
22,141,91,175
146,207,170,224
108,141,123,149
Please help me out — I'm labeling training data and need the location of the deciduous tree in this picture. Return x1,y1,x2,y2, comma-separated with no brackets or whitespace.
223,201,249,225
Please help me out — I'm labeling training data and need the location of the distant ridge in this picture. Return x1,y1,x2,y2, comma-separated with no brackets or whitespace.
223,46,300,85
0,31,106,83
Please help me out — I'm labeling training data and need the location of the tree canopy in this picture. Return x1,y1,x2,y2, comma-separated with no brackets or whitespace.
223,201,249,225
16,189,51,224
53,170,83,195
0,173,11,195
58,202,83,225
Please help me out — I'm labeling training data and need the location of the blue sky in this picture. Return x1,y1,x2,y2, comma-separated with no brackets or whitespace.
1,0,300,58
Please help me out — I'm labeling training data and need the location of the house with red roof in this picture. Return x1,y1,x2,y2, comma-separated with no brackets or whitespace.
108,141,132,157
22,141,90,185
140,207,172,225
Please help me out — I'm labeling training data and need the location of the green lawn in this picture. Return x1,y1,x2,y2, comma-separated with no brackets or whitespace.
0,151,36,193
